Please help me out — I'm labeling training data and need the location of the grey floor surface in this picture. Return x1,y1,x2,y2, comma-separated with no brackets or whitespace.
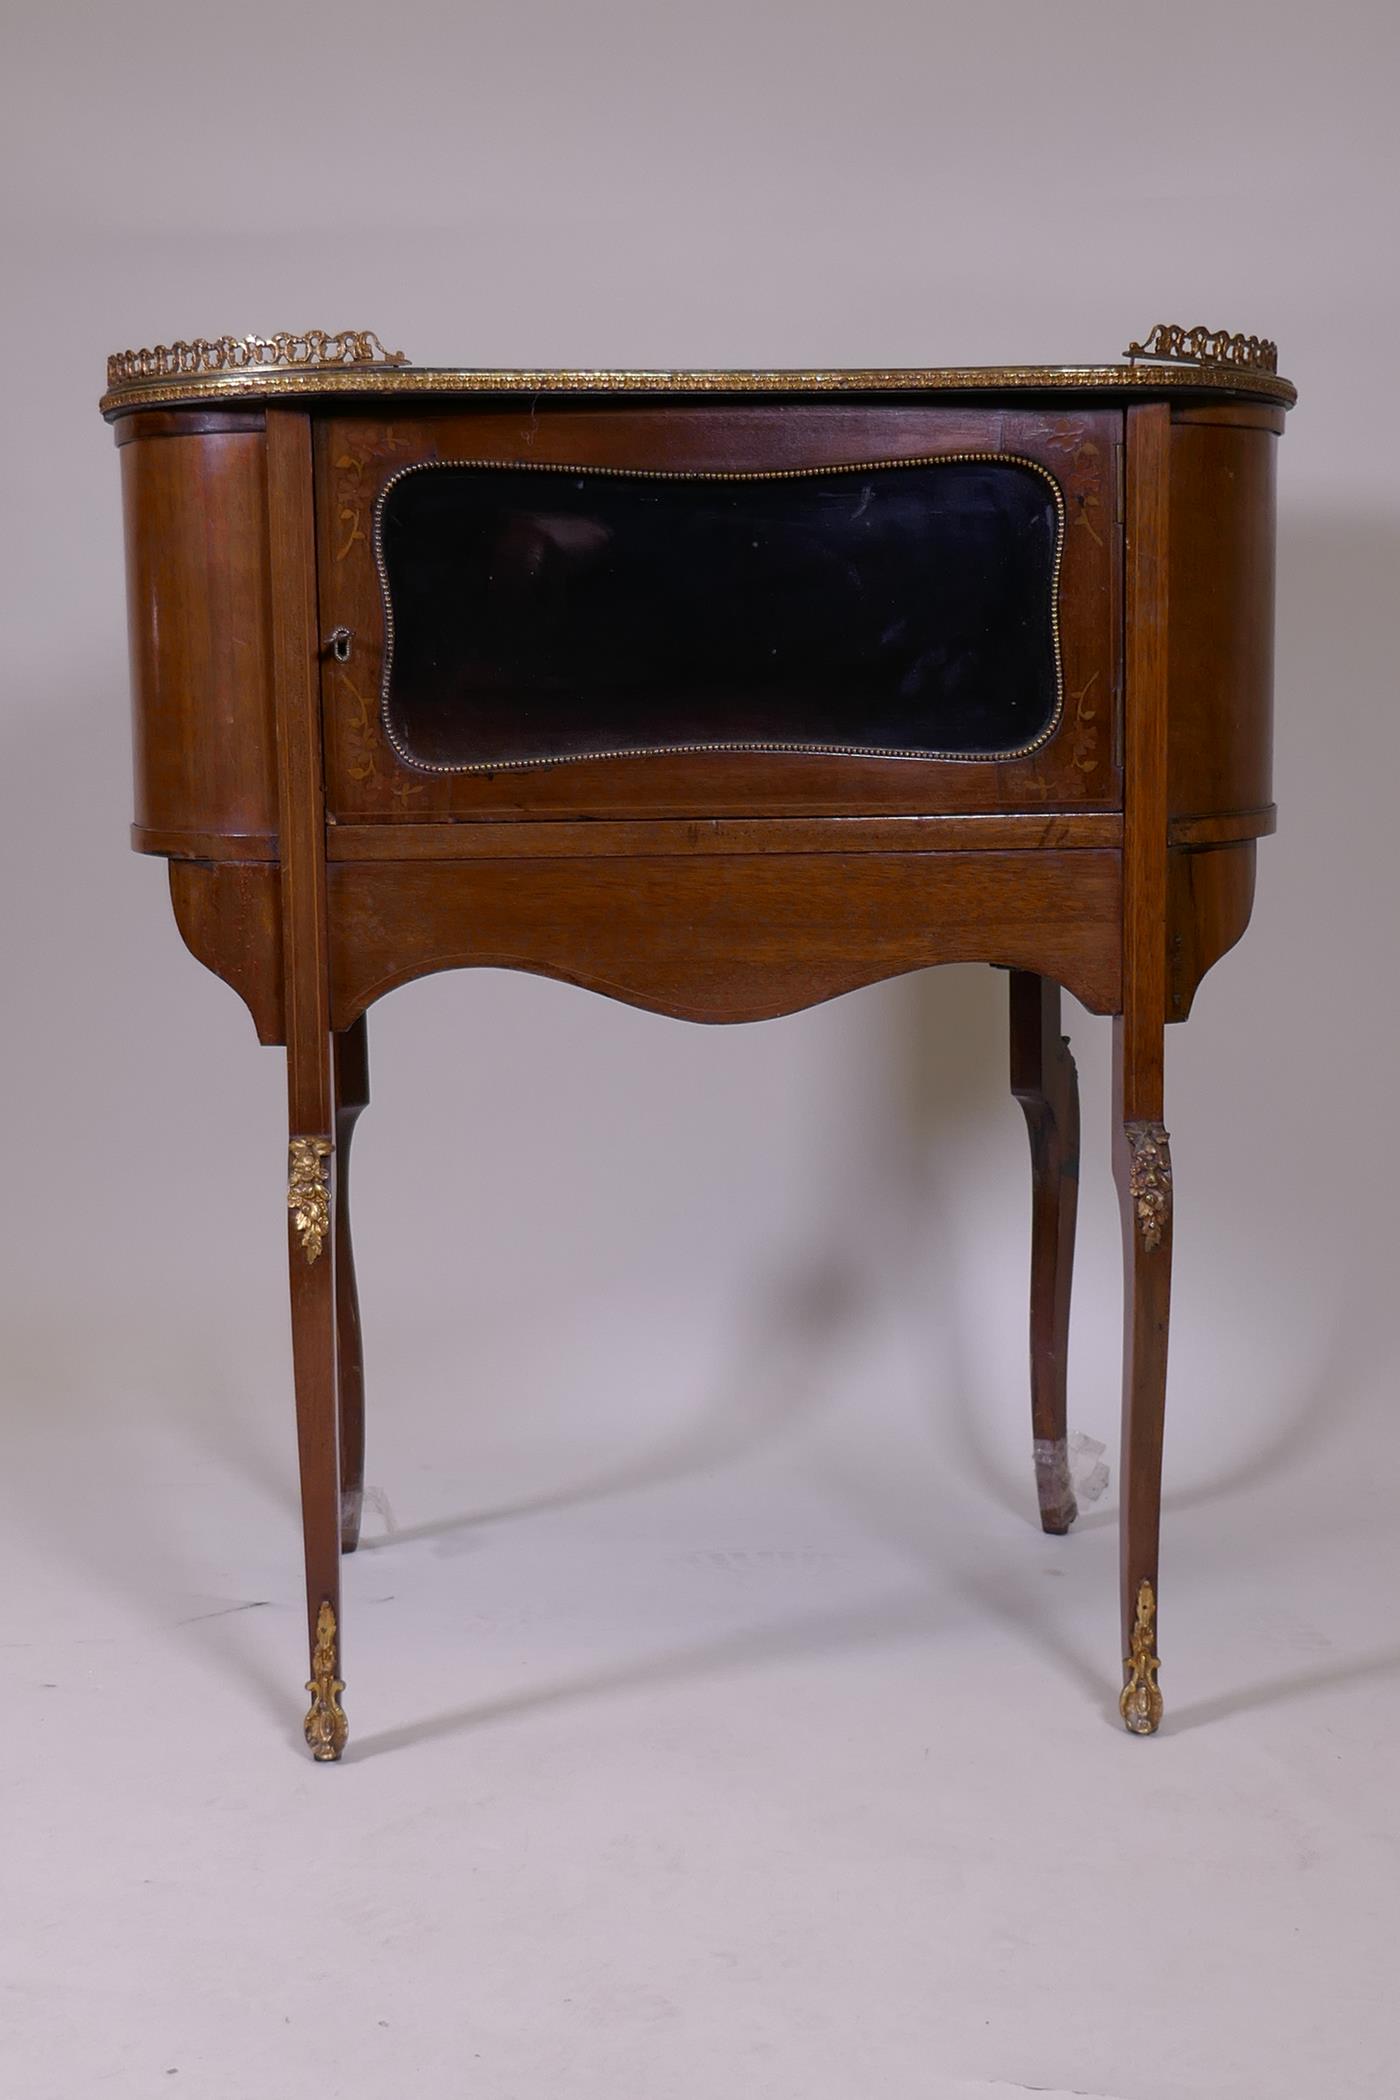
5,1257,1395,2100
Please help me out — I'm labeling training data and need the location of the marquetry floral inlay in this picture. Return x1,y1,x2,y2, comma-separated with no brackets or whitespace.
333,666,423,805
1070,672,1101,775
333,428,415,564
1024,416,1107,548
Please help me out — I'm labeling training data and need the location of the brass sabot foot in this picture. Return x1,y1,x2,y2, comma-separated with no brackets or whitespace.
304,1600,349,1762
1119,1579,1164,1736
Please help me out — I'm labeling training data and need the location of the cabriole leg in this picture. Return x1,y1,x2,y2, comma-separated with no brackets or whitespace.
333,1017,370,1554
1008,971,1080,1535
1113,1016,1171,1736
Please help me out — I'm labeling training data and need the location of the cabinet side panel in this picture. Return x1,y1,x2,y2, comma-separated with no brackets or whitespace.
1167,421,1277,827
121,429,278,848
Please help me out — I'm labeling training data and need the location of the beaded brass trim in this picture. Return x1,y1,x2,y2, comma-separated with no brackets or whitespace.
304,1600,348,1762
99,359,1297,416
1120,1580,1164,1735
370,452,1066,774
1125,1122,1172,1252
107,329,405,391
287,1137,332,1264
1126,323,1278,375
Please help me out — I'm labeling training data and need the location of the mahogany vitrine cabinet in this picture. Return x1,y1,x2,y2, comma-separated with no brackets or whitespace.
101,326,1294,1758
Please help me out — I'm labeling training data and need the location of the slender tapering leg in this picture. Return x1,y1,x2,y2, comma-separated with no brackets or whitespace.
1114,1022,1170,1735
1009,971,1080,1535
1116,401,1172,1735
269,407,347,1760
334,1017,370,1554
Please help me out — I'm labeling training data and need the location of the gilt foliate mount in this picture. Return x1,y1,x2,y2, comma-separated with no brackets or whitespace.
1126,1122,1173,1253
287,1137,333,1264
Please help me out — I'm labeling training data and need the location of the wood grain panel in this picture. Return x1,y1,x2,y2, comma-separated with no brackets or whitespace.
326,812,1122,860
1166,843,1258,1022
121,427,278,844
1168,422,1278,827
328,849,1123,1027
168,860,284,1043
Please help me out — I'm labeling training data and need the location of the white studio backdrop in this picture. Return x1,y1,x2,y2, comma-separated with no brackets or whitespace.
2,0,1391,1505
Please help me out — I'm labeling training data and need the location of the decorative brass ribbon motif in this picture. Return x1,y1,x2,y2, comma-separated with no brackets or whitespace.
1120,1580,1164,1735
287,1137,332,1264
107,329,406,391
1125,322,1278,374
1125,1122,1172,1252
304,1601,349,1761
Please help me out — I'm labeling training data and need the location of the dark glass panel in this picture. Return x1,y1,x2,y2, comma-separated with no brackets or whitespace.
377,458,1061,771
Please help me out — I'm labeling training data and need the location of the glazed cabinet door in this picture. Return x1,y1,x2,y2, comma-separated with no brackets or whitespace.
314,403,1121,823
